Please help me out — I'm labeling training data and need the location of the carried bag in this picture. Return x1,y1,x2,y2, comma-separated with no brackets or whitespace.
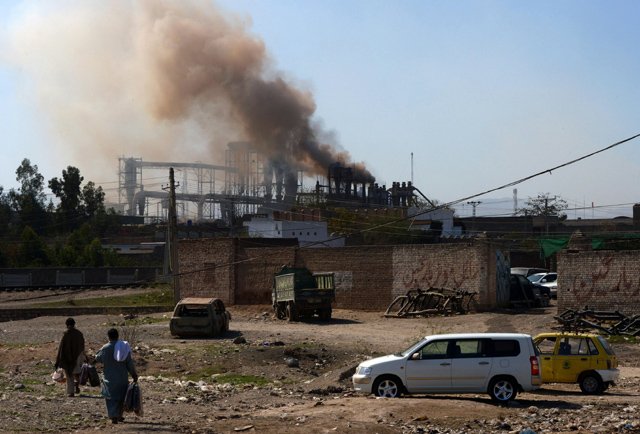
51,368,66,383
79,363,101,387
123,382,143,417
79,363,89,385
87,365,100,387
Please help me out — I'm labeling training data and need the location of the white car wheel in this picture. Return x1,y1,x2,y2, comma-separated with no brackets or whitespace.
489,377,518,402
373,376,402,398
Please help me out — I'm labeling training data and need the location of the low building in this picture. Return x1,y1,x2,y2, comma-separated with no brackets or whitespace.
243,213,345,247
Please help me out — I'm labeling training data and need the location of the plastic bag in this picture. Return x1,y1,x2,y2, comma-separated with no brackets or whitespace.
51,368,66,383
79,363,100,386
123,382,143,416
87,364,100,387
79,363,89,385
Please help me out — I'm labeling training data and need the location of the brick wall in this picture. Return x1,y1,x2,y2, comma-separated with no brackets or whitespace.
236,247,297,304
299,246,393,310
392,244,495,310
178,238,499,311
178,238,236,303
558,250,640,315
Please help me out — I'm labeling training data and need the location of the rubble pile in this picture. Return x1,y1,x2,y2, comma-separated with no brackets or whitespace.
555,309,640,336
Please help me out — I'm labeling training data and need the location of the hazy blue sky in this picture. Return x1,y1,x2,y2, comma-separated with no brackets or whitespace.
1,1,639,218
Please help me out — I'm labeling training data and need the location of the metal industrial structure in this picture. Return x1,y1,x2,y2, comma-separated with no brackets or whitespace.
118,142,288,223
118,142,427,224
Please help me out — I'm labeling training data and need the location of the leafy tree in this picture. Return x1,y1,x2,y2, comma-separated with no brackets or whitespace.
81,238,105,266
0,186,13,236
51,223,122,266
518,193,568,219
328,208,434,245
49,166,84,230
9,159,49,234
49,167,108,233
18,226,51,266
82,181,105,218
55,243,78,267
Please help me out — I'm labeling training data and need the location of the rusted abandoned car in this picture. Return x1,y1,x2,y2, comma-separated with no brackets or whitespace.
170,297,230,338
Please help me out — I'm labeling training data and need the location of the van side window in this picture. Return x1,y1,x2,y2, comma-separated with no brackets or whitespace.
419,340,449,359
451,339,486,358
490,339,520,357
587,338,599,355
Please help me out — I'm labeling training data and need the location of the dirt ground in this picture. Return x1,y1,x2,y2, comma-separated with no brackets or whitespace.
1,289,639,433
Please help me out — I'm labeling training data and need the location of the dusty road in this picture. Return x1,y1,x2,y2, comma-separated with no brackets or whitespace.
1,294,639,433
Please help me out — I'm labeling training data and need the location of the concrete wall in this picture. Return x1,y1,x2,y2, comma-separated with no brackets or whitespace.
178,238,498,310
0,306,168,323
558,250,640,315
0,267,161,288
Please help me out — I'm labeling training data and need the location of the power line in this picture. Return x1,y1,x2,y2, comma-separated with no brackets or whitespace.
301,132,640,246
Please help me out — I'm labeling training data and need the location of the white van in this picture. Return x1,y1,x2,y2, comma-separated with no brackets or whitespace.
353,333,541,403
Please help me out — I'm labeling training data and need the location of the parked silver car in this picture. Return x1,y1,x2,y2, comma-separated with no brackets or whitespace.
528,272,558,299
353,333,542,403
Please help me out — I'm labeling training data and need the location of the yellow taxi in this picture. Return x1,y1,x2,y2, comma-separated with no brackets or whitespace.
533,332,619,394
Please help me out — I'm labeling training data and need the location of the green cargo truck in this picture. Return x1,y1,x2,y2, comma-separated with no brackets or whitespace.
272,266,335,321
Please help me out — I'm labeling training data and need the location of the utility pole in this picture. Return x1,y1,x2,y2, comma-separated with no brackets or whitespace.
166,168,180,304
411,152,414,185
467,201,481,233
544,195,556,235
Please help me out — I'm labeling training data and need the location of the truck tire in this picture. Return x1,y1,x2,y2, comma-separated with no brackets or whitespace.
287,303,298,322
275,304,286,320
319,307,332,321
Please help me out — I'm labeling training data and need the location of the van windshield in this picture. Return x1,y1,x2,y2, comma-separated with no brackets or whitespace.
396,338,426,357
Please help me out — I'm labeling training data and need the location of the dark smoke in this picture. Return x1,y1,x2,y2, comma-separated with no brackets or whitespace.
6,0,374,185
139,0,374,182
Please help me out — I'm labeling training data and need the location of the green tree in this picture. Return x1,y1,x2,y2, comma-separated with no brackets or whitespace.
52,223,121,266
49,166,84,230
18,226,51,266
328,208,433,245
81,238,105,266
9,159,49,234
518,193,568,219
55,243,78,266
0,186,13,236
49,167,109,233
82,181,105,218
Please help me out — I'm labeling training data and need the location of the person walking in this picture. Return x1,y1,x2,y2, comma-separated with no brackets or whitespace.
55,317,85,397
95,328,138,424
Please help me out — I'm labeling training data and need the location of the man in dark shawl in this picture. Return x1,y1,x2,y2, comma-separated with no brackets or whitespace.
95,328,138,424
55,317,85,397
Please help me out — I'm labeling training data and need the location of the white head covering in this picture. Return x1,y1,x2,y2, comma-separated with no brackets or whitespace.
114,340,131,362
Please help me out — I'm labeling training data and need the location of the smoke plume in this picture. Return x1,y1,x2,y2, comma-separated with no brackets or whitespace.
5,0,373,186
